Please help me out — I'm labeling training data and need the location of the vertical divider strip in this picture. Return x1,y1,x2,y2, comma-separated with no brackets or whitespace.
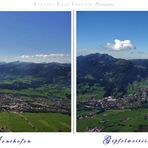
71,10,77,133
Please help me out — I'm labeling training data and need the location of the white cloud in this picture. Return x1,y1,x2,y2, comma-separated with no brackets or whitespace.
20,55,30,59
20,54,67,59
107,39,135,51
19,53,70,63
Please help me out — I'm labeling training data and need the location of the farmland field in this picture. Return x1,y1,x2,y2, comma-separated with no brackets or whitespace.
0,112,71,132
77,109,148,132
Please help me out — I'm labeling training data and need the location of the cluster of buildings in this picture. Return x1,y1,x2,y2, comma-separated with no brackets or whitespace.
78,89,148,119
0,94,70,114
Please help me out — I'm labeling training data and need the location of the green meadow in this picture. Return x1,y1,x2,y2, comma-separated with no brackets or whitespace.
0,112,71,132
77,109,148,132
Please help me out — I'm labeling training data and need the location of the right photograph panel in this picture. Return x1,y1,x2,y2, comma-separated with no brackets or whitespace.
77,11,148,132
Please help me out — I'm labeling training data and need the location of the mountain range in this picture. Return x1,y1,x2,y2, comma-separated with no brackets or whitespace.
77,53,148,96
0,61,71,93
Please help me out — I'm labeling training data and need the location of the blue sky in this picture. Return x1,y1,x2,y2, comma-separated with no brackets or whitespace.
77,11,148,59
0,12,71,63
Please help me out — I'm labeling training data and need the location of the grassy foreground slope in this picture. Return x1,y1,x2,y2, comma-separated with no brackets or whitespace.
0,112,70,132
77,109,148,132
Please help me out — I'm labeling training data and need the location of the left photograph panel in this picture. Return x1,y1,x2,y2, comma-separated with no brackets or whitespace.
0,11,71,132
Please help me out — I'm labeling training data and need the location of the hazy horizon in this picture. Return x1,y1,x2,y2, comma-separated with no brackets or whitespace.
77,52,148,60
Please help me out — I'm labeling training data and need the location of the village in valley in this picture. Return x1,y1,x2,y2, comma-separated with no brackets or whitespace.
0,94,70,114
78,89,148,119
77,89,148,132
